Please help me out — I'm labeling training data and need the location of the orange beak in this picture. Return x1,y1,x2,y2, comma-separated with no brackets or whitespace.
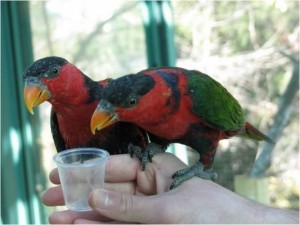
24,81,51,114
90,100,119,134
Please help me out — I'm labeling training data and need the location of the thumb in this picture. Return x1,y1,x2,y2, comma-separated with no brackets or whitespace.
89,189,165,223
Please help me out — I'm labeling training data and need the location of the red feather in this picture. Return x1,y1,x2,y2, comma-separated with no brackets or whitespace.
23,57,148,154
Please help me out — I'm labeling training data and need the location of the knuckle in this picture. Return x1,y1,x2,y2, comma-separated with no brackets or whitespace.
120,193,135,214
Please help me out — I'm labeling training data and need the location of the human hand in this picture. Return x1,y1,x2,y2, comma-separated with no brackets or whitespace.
43,153,299,224
43,152,188,223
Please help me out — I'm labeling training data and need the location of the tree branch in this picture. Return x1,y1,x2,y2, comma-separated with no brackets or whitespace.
250,54,299,177
72,2,139,64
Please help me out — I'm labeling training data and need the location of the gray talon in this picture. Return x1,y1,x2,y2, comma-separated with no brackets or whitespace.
128,143,164,170
171,162,217,189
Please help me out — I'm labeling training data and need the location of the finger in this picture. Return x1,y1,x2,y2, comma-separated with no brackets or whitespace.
42,180,136,207
49,168,60,184
74,218,133,224
42,186,65,206
48,154,139,184
104,154,140,183
73,219,102,224
42,181,136,207
150,152,188,176
89,189,172,223
137,152,189,194
49,210,111,224
104,182,136,195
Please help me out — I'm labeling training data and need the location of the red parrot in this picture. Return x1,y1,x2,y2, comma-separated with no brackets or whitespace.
23,56,148,155
90,67,274,188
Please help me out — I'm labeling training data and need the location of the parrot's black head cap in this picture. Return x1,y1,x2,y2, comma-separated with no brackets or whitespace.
23,56,68,80
102,74,155,107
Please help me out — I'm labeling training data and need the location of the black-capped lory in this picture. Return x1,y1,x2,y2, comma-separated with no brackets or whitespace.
90,67,274,189
23,56,148,154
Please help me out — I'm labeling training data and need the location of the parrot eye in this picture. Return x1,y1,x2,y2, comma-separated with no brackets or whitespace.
44,66,61,78
51,66,60,75
128,98,137,106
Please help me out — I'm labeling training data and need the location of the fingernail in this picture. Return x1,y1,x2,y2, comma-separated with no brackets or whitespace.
89,189,109,210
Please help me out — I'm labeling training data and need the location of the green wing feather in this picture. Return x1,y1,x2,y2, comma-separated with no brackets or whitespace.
187,70,245,131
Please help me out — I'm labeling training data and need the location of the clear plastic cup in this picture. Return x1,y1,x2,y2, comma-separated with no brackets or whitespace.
53,148,109,211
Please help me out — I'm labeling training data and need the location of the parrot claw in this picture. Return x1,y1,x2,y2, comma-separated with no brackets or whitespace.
170,162,217,189
128,143,164,170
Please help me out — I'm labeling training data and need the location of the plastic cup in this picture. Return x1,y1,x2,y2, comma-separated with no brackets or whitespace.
53,148,109,211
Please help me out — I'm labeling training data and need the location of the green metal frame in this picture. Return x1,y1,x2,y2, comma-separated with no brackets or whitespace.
1,2,47,224
141,0,176,67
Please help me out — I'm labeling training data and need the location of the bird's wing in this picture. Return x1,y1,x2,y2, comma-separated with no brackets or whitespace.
50,108,66,152
187,70,245,131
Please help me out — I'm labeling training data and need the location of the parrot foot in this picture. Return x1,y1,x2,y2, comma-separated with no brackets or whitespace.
170,162,217,189
128,143,164,170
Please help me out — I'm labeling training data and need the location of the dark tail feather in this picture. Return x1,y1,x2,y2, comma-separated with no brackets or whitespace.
241,122,275,144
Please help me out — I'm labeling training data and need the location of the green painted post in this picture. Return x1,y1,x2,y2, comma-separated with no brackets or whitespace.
141,0,176,67
1,1,47,224
140,0,178,157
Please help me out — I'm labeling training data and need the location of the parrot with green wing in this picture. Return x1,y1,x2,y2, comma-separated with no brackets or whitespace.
90,67,274,189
